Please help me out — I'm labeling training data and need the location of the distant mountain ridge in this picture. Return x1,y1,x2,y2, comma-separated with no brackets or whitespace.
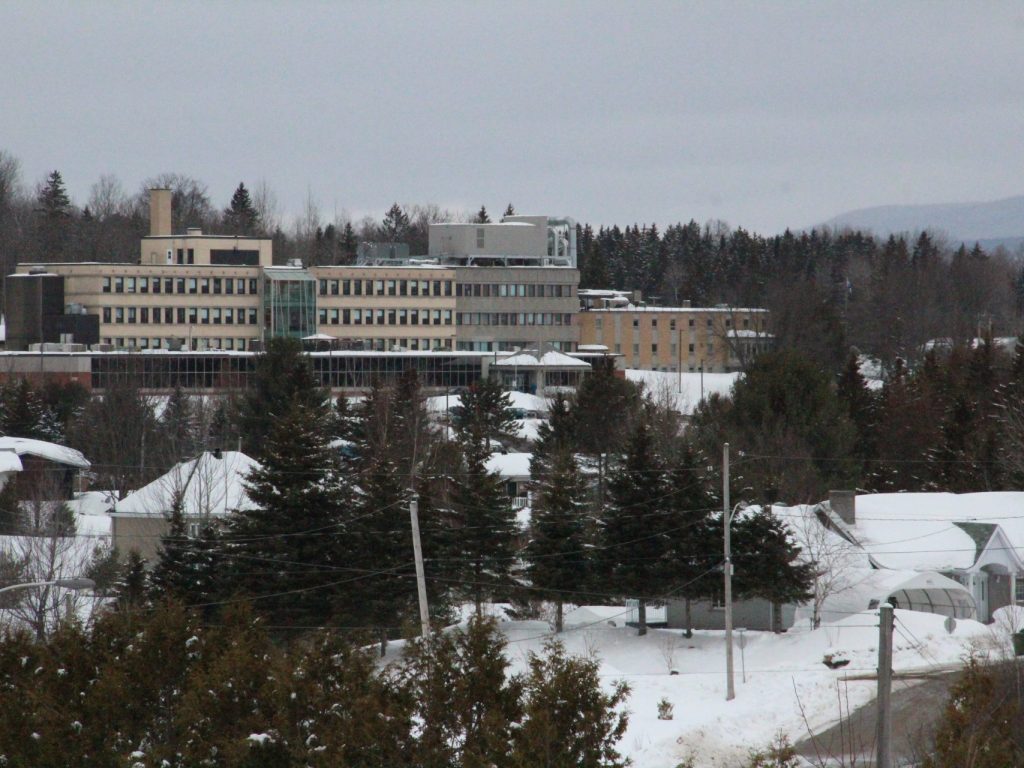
817,194,1024,251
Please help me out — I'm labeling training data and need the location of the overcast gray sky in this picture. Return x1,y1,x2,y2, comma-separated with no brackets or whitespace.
1,1,1022,233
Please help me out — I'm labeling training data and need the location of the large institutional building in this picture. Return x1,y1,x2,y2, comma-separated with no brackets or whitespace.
576,289,771,373
1,190,770,394
5,190,580,355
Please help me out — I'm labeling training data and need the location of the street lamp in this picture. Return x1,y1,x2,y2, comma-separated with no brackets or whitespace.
0,578,95,596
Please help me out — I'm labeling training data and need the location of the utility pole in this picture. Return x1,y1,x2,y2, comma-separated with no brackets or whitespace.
876,602,894,768
723,443,735,701
409,492,430,638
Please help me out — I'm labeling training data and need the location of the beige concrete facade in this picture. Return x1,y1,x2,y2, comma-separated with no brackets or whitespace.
577,306,771,372
312,265,457,351
15,262,264,351
453,266,579,352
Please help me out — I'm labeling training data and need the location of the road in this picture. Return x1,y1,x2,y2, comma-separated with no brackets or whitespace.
793,671,960,766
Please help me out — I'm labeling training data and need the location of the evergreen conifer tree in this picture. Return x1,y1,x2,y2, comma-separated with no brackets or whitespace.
238,337,326,459
452,439,518,615
451,377,517,448
35,170,72,259
475,206,491,224
731,507,814,632
381,203,410,242
525,449,590,632
114,550,149,612
223,182,260,235
226,401,354,626
503,203,515,217
602,419,673,635
0,379,63,441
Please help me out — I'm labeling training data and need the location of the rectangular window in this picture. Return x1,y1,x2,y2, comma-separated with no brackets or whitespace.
689,319,695,327
200,279,210,294
165,278,173,294
102,277,111,293
165,308,173,323
224,309,233,325
188,307,197,324
152,278,161,294
212,308,221,325
595,318,603,330
115,308,124,323
127,307,136,323
176,248,184,265
342,309,350,325
365,310,374,326
139,278,148,294
652,343,658,355
443,310,452,325
353,309,362,325
388,309,397,325
399,280,407,296
633,344,639,356
318,308,327,325
187,248,194,264
670,319,676,331
445,281,453,296
200,308,209,325
188,278,197,294
248,309,258,325
102,307,111,323
152,309,161,325
387,280,397,296
476,228,485,248
376,309,385,325
225,279,233,295
432,280,440,296
342,279,351,296
399,309,408,325
331,280,339,296
651,318,657,328
354,280,363,296
140,308,149,324
114,277,124,293
176,308,185,324
330,309,339,325
318,280,327,296
213,278,222,294
688,343,695,353
237,279,246,294
249,279,257,294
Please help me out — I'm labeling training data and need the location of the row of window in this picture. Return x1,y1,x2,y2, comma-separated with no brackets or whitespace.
316,308,454,326
456,312,574,327
101,306,259,326
345,338,453,352
593,316,759,331
455,283,575,299
318,278,453,298
103,276,258,296
101,337,252,351
612,342,714,357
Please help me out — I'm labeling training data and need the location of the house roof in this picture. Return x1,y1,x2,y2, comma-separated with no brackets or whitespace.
0,436,89,468
114,451,259,518
485,452,532,479
823,492,1024,573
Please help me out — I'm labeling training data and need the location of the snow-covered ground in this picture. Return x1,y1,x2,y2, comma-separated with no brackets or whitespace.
385,606,1007,767
625,369,739,416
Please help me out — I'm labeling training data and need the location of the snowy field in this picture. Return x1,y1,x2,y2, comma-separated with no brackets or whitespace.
625,369,739,416
385,606,1008,767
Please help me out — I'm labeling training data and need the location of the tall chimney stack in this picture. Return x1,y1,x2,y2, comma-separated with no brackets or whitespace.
149,188,172,237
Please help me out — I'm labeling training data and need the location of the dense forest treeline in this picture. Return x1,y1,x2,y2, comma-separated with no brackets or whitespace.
2,149,1022,374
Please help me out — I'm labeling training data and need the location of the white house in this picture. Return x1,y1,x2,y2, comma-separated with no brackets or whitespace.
110,450,259,562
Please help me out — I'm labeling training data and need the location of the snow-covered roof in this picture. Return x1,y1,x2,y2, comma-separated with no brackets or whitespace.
485,452,532,479
492,350,590,368
0,450,23,474
826,492,1024,573
726,329,774,339
114,451,259,518
587,305,769,313
0,436,89,468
